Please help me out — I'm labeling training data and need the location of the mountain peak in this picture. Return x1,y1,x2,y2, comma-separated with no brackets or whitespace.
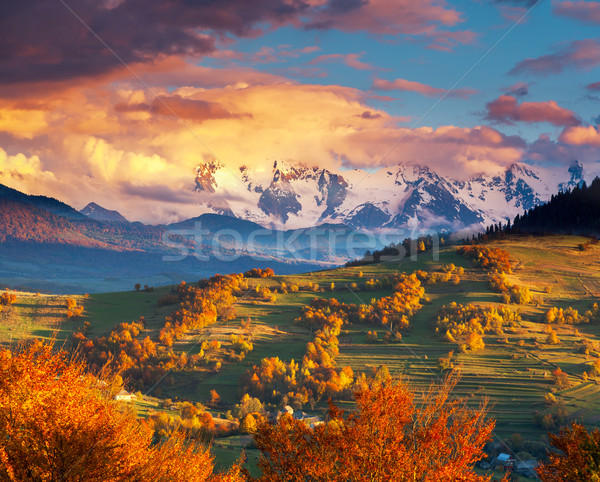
568,160,584,181
194,160,225,194
80,202,128,223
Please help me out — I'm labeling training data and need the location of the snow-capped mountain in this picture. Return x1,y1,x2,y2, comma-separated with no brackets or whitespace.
191,159,597,233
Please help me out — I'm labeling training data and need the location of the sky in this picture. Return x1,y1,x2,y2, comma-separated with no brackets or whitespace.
1,0,600,223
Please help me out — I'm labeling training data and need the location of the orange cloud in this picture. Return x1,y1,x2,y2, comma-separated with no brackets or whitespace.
485,95,581,126
559,125,600,146
0,106,47,139
0,60,528,223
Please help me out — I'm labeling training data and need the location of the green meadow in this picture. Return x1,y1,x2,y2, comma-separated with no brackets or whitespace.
4,234,600,476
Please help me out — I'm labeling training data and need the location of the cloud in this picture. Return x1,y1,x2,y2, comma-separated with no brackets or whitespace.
484,95,581,126
527,129,600,166
372,78,477,99
358,111,383,120
305,0,475,50
250,45,321,63
309,53,375,70
0,149,52,180
115,95,251,122
0,66,533,223
503,82,530,97
510,39,600,75
587,81,600,91
496,5,529,22
492,0,540,5
1,0,472,86
559,125,600,146
553,1,600,24
306,0,459,33
341,125,526,176
0,0,313,85
0,104,48,139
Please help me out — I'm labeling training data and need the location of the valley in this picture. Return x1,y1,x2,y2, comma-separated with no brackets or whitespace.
4,234,600,476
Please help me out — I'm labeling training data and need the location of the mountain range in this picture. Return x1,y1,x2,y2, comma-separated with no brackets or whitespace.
0,159,596,293
193,159,593,232
0,185,364,293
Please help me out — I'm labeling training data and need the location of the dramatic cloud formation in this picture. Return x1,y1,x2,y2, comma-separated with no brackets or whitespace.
510,39,600,75
0,62,530,223
485,95,581,126
553,1,600,24
0,0,300,84
0,0,597,223
372,78,477,99
0,0,472,86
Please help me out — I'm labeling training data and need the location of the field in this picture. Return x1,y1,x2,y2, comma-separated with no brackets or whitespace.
4,234,600,476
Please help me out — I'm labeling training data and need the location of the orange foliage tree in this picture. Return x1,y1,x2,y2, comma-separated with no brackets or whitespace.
0,341,241,481
0,292,16,306
250,374,494,482
537,423,600,481
457,245,512,273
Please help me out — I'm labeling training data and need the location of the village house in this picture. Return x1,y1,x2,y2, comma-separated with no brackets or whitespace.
490,453,515,472
272,406,324,428
114,389,136,402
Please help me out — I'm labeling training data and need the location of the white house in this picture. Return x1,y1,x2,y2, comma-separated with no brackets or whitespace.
114,389,137,402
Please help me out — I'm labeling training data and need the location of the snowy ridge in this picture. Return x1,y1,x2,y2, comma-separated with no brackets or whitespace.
191,159,597,233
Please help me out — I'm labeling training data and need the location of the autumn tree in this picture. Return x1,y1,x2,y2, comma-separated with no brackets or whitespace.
0,341,241,481
209,389,221,407
251,373,494,481
0,292,16,306
552,368,571,390
537,423,600,481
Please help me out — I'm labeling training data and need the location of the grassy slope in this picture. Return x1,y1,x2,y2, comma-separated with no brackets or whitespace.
4,234,600,474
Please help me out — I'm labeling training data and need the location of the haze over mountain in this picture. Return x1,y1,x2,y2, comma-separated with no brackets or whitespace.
0,184,369,293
